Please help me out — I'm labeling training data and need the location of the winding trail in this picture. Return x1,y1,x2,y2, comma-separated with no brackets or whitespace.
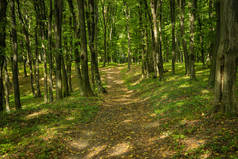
66,66,167,159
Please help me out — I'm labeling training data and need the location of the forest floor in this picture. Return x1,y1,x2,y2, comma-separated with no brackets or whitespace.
65,65,167,159
1,64,238,159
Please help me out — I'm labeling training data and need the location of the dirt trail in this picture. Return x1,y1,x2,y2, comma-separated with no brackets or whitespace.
66,66,166,159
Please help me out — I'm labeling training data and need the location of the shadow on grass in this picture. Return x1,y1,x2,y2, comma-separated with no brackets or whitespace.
121,62,238,158
0,93,100,158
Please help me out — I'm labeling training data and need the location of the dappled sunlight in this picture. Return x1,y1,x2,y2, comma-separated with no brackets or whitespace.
84,145,107,159
69,138,89,151
25,109,49,120
143,121,160,129
108,142,131,157
159,131,172,139
183,137,206,151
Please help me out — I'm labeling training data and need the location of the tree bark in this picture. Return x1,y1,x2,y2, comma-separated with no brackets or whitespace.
48,0,54,102
170,0,176,74
67,0,83,91
0,0,8,112
77,0,94,96
178,0,189,75
125,3,131,71
87,0,106,94
54,0,63,99
188,0,196,80
10,0,21,109
214,0,238,115
34,26,42,97
4,59,10,112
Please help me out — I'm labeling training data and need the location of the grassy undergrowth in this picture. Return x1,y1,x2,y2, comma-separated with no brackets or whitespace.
122,63,238,159
0,91,100,159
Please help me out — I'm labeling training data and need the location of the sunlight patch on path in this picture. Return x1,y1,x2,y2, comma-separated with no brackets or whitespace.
108,142,131,157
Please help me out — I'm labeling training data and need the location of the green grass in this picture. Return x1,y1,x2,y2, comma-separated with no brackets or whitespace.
121,62,238,159
0,90,100,158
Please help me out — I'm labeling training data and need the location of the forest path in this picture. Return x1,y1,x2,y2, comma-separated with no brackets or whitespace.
67,65,165,159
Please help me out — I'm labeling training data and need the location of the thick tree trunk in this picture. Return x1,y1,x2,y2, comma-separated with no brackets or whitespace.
214,0,238,115
77,0,94,96
54,0,63,99
0,0,8,112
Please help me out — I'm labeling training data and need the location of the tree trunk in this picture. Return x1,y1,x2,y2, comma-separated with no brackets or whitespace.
170,0,176,74
34,27,42,97
11,0,21,109
178,0,189,75
4,59,10,112
87,0,106,94
150,0,163,79
125,3,131,71
67,0,83,91
188,0,196,80
62,52,69,97
101,0,107,67
16,0,36,97
77,0,94,96
48,0,54,102
54,0,63,99
214,0,238,115
0,0,8,112
208,0,219,87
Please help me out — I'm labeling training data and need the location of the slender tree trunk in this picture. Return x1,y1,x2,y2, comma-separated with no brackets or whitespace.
178,0,189,75
34,27,42,97
101,0,107,67
54,0,63,99
67,0,83,91
188,0,196,80
151,0,163,79
16,0,36,97
125,3,131,71
208,0,219,87
170,0,176,74
48,0,54,102
4,59,10,112
10,0,21,109
157,0,164,79
0,0,8,112
62,52,69,97
139,0,146,78
87,0,106,94
77,0,94,96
